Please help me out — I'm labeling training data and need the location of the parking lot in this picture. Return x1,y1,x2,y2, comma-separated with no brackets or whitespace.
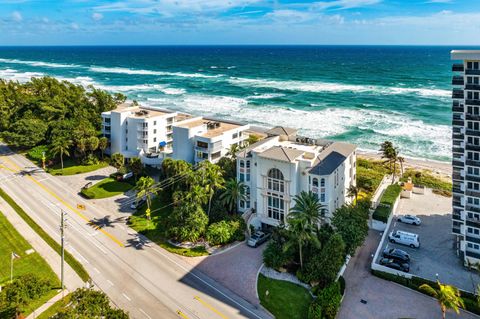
376,188,480,292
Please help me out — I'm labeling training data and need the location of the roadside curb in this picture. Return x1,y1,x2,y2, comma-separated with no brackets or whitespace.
210,240,246,256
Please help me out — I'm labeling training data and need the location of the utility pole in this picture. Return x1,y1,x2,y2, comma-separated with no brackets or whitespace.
60,209,66,295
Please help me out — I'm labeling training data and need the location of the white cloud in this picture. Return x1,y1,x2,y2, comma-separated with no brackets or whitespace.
11,11,22,22
92,12,103,21
426,0,452,3
312,0,381,11
70,22,79,30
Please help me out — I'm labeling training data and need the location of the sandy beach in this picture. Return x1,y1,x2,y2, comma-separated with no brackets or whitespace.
357,150,452,180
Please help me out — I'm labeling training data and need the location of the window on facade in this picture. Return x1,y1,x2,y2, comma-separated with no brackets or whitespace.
320,193,325,202
468,243,480,250
468,121,480,131
267,168,285,221
197,141,208,149
153,121,157,125
233,133,238,139
467,182,480,191
245,186,251,208
468,136,480,146
467,91,480,100
153,138,157,143
154,129,157,134
312,178,319,187
320,178,325,187
468,151,480,161
211,151,221,160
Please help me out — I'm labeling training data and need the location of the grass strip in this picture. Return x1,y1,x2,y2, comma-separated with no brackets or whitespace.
0,188,90,282
36,293,71,319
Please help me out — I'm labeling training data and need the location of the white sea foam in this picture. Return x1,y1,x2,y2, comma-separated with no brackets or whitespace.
0,58,80,68
247,93,286,100
229,77,450,99
89,66,222,78
0,68,44,82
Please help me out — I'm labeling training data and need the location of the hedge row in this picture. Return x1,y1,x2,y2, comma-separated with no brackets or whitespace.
0,188,90,282
372,269,480,315
372,184,402,223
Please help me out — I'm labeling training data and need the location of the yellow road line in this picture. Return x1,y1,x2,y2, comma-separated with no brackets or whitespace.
194,296,228,319
176,310,190,319
0,164,16,172
0,155,124,247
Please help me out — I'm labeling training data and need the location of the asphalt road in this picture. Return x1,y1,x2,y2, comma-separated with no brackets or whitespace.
0,144,270,319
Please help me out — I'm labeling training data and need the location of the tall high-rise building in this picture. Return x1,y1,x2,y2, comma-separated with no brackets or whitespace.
451,50,480,266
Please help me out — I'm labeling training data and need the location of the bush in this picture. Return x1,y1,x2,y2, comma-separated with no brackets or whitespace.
206,217,246,246
314,282,342,319
401,169,452,194
26,145,50,163
307,299,322,319
82,154,99,165
338,276,346,296
263,241,292,270
372,184,402,223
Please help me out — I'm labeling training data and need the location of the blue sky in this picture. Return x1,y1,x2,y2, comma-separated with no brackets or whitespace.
1,0,479,45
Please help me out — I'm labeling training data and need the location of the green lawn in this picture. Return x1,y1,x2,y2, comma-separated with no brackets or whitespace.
400,168,452,197
257,274,312,319
48,158,109,176
356,158,390,196
0,211,60,316
128,193,209,257
81,177,134,199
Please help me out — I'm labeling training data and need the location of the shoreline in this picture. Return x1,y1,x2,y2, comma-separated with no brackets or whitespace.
357,150,452,180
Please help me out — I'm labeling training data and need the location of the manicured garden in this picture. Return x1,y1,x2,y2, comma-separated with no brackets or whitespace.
356,158,390,196
0,211,60,317
48,158,109,176
81,177,134,199
400,168,452,197
257,274,312,319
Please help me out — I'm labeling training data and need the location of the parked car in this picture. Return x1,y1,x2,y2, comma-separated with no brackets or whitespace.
379,257,410,272
398,214,422,225
247,231,271,247
382,248,410,263
130,198,146,210
388,230,420,248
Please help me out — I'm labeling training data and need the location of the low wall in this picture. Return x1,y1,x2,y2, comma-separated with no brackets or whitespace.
371,187,401,231
371,262,413,278
336,255,351,280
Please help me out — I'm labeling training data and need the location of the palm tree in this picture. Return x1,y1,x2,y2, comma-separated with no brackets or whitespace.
347,184,359,205
50,137,73,171
286,215,319,269
135,176,155,220
380,141,399,184
129,157,143,181
98,137,108,159
419,281,465,319
198,162,225,217
183,185,209,206
289,191,325,228
76,138,86,159
226,144,240,160
87,136,99,155
220,179,247,213
111,153,124,171
398,156,405,178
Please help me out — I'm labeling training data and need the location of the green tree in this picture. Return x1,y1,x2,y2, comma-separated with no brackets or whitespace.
76,138,87,159
220,179,247,213
135,176,155,220
246,134,260,146
129,157,143,181
196,161,225,217
226,144,240,160
168,202,208,242
286,216,319,270
419,281,465,319
380,141,399,183
86,136,99,155
347,184,359,205
1,118,48,148
161,158,193,193
315,282,342,319
50,137,73,171
217,157,236,180
174,185,208,207
111,153,125,170
98,136,108,159
331,205,368,256
289,191,325,229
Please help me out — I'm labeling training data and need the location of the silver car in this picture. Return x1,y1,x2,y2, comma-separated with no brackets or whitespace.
398,214,421,225
247,231,271,248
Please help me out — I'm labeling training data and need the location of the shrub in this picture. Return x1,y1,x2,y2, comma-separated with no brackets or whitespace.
82,154,99,165
307,299,322,319
401,169,452,194
26,145,50,163
263,241,291,270
315,282,342,319
206,217,246,245
372,184,402,223
338,276,346,296
0,274,52,314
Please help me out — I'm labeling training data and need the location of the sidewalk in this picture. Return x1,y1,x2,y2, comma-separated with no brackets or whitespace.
26,290,69,319
0,196,84,290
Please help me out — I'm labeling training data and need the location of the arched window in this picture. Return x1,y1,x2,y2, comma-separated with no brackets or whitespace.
320,178,325,187
312,177,319,187
266,168,285,221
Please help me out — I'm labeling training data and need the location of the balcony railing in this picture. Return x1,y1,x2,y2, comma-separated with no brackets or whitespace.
466,129,480,137
453,147,464,153
466,144,480,152
466,84,480,91
465,114,480,121
466,160,480,167
466,205,480,213
453,106,464,113
453,200,464,208
452,76,465,85
466,174,480,183
452,64,464,72
452,213,463,221
452,89,464,99
466,100,480,106
453,120,464,126
452,160,464,168
466,189,480,197
452,186,463,193
466,69,480,75
466,236,480,245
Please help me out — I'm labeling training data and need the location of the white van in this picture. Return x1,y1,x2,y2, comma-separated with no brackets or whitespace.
388,230,420,248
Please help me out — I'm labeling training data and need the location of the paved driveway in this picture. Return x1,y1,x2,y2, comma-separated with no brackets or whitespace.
183,242,265,306
338,230,478,319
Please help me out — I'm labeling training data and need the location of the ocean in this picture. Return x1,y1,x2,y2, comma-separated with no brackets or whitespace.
0,45,476,162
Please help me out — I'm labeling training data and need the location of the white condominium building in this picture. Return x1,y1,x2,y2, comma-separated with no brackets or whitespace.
172,117,250,164
101,103,190,167
236,126,356,229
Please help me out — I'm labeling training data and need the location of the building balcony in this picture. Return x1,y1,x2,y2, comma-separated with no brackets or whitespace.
453,105,464,113
452,76,465,86
453,200,464,208
466,100,480,106
452,212,463,221
452,173,463,180
466,144,480,152
466,250,480,260
466,190,480,197
465,114,480,121
453,120,464,127
466,129,480,137
466,174,480,183
466,236,480,245
452,147,464,153
466,84,480,91
452,64,464,72
452,187,463,194
467,205,480,213
453,227,461,235
452,133,464,140
452,160,464,168
452,89,464,99
466,69,480,76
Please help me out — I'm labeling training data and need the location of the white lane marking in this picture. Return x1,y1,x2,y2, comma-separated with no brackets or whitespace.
68,246,89,264
93,267,100,274
36,177,49,182
138,308,152,319
151,247,263,319
122,293,131,301
106,279,114,286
